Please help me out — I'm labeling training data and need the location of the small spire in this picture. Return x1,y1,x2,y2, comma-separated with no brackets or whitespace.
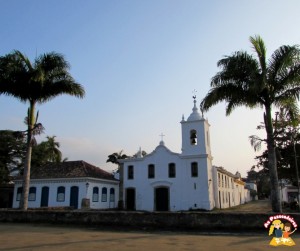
181,114,185,122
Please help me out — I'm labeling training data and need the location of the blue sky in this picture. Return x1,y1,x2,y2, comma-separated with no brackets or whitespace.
1,1,300,176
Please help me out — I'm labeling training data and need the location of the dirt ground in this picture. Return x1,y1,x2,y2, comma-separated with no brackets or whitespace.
0,222,299,251
220,199,272,212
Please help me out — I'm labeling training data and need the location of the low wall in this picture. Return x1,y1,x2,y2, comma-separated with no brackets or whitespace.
0,210,299,232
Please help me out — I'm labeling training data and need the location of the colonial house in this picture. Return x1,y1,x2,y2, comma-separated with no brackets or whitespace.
12,160,119,209
119,97,250,211
213,167,250,209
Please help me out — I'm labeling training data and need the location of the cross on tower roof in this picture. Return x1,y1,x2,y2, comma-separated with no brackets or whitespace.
159,133,165,141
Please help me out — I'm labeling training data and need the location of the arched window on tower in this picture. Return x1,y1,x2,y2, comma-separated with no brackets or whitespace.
190,130,197,145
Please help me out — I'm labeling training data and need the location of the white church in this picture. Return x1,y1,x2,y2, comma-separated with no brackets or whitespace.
119,97,251,211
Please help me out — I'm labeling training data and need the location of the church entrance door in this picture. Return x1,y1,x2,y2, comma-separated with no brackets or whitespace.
155,187,169,211
126,188,135,210
70,186,79,209
40,186,49,207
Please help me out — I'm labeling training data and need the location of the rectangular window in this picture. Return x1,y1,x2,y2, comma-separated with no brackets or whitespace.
168,163,176,178
92,187,99,202
110,188,115,202
191,162,198,177
28,187,36,201
148,164,155,179
102,187,107,202
218,173,221,187
128,165,134,179
57,186,65,202
16,187,22,201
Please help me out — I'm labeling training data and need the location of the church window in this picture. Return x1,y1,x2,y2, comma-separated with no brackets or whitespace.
16,187,22,201
102,187,107,202
128,165,134,179
168,163,176,178
28,187,36,201
191,162,198,177
110,188,115,202
148,164,155,178
57,186,65,202
190,130,197,145
92,187,99,202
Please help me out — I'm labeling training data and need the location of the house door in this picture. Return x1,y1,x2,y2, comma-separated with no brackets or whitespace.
126,188,135,210
40,186,49,207
155,187,169,211
70,186,79,209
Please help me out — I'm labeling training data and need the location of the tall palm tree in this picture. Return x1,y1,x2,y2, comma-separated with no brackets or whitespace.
201,35,300,212
0,50,85,210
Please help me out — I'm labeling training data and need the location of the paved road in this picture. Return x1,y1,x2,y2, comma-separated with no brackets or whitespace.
0,223,299,251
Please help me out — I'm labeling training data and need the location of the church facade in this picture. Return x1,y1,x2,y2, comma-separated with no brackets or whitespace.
120,98,217,211
119,97,251,211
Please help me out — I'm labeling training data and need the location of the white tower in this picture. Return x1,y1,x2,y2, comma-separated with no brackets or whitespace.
181,96,212,158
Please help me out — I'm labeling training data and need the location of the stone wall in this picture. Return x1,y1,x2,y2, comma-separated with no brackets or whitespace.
0,210,299,232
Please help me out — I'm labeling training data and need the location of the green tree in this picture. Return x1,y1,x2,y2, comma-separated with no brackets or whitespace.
0,50,85,210
44,136,62,162
0,130,26,184
106,150,129,167
250,108,300,185
201,35,300,212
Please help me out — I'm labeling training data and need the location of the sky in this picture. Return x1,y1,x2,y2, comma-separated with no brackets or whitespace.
1,0,300,177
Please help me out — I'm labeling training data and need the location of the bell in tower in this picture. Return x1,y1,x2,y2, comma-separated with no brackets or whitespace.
190,130,197,145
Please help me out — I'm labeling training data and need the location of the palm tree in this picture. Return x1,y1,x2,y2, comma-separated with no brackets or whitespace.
0,50,85,210
107,150,129,209
201,35,300,212
45,136,62,162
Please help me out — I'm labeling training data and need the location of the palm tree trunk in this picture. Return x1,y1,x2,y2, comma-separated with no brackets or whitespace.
265,105,282,212
20,103,35,210
118,163,124,209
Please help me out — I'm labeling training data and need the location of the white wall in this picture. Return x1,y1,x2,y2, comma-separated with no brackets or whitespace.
122,143,214,211
13,178,119,209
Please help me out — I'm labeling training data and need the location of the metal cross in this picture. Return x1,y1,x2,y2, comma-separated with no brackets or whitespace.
159,133,165,141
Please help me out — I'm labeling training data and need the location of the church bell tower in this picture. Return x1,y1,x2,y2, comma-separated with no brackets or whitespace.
181,96,212,158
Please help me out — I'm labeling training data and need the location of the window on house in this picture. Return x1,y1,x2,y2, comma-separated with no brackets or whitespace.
92,187,99,202
168,163,176,178
57,186,65,202
191,162,198,177
148,164,155,179
102,187,107,202
16,187,22,201
128,165,134,180
190,130,197,145
28,187,36,201
110,188,115,202
218,173,221,187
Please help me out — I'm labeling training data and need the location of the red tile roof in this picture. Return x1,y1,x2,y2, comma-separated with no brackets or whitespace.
29,160,117,181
